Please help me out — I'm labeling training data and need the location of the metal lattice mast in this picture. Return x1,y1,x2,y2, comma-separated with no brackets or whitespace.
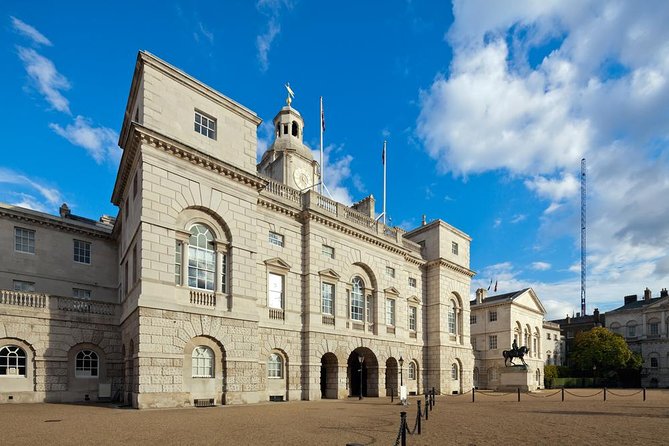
581,158,586,315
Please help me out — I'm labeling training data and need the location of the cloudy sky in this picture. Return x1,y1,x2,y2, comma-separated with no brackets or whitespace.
2,1,668,319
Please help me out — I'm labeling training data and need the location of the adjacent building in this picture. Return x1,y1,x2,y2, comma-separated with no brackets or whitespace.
0,51,477,408
605,288,669,388
469,288,561,390
551,308,604,368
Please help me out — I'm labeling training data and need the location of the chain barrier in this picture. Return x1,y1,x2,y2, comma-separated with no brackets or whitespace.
563,389,603,398
524,390,562,399
393,412,405,446
443,389,472,397
405,405,422,435
606,389,643,397
474,390,515,397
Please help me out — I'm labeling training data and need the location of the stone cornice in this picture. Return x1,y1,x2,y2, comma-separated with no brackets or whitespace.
0,207,113,240
425,258,476,278
113,124,268,205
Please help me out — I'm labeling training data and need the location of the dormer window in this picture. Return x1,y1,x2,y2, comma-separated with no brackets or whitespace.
194,110,216,140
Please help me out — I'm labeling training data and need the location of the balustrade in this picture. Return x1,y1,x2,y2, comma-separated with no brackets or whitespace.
190,290,216,307
0,290,47,308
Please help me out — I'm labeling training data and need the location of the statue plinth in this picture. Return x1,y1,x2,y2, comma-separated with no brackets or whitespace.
496,366,537,392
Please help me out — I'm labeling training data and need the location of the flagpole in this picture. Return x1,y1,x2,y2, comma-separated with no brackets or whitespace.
383,140,387,225
320,96,324,195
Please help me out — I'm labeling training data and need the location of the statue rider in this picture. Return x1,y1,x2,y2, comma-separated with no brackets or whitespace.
512,338,519,355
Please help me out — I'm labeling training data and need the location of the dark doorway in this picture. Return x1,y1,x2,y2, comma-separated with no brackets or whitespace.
320,353,338,399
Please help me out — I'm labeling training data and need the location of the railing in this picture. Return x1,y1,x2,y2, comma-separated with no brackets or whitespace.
316,195,338,215
322,314,335,326
190,290,216,307
409,331,417,339
352,322,364,331
57,296,115,315
263,178,301,204
269,307,285,320
343,207,376,229
0,290,47,308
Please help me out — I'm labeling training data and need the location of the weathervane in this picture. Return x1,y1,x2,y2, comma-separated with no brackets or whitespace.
285,82,295,106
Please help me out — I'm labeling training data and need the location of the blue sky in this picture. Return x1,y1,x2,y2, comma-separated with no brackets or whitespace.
2,1,669,320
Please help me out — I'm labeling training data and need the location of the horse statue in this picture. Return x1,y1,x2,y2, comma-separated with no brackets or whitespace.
503,346,529,367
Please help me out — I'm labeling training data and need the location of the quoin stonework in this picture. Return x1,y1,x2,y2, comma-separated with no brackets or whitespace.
1,52,481,408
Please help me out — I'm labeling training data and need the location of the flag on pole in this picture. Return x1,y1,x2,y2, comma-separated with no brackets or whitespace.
487,279,492,291
494,280,498,292
321,105,325,132
382,143,386,164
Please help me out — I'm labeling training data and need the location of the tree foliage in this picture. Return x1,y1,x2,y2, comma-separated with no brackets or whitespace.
571,327,640,373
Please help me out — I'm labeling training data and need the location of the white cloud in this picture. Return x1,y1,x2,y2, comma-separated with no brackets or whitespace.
194,22,214,44
255,0,294,72
421,0,669,308
17,47,70,114
0,167,63,211
10,16,52,46
49,116,120,164
311,144,354,205
256,121,275,161
531,261,551,271
510,214,527,224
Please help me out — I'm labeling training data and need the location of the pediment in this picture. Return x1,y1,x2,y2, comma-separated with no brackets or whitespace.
384,287,400,296
647,295,669,310
318,268,341,280
514,288,546,315
264,257,291,271
407,295,421,304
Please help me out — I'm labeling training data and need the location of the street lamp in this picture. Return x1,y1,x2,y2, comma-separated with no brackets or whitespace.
398,356,404,387
358,355,364,400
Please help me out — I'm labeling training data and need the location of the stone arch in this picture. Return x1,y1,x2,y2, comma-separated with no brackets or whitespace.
291,120,299,137
183,335,226,406
267,348,289,401
350,262,378,291
0,337,36,394
176,206,233,243
347,347,379,398
67,342,107,399
320,352,338,399
448,292,463,343
450,358,463,394
407,359,420,395
385,357,399,397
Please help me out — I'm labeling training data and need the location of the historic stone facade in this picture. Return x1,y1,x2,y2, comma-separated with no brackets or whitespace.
605,288,669,388
469,288,560,390
0,51,476,408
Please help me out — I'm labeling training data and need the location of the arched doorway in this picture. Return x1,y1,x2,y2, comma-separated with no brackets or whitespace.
320,353,338,399
385,357,398,397
347,348,379,397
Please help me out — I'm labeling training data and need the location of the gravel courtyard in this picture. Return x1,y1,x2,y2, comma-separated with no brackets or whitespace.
4,389,669,445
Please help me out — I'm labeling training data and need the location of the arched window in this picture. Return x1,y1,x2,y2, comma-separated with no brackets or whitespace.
451,363,459,380
291,121,299,137
350,277,364,322
609,322,621,334
192,346,214,378
75,350,99,377
0,345,26,376
268,353,283,378
408,362,416,380
188,224,216,291
626,321,637,338
448,302,456,334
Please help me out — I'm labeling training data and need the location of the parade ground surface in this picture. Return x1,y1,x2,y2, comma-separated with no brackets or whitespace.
4,389,669,445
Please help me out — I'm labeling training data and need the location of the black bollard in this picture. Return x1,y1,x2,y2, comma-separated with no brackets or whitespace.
417,400,422,435
517,387,520,402
391,387,394,403
432,387,436,407
643,387,646,401
604,387,607,401
561,387,565,402
400,412,407,446
425,394,429,420
472,387,475,403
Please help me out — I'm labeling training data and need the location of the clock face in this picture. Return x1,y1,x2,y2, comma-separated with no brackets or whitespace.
294,168,310,189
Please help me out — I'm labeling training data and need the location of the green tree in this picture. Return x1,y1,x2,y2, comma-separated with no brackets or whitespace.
571,327,640,375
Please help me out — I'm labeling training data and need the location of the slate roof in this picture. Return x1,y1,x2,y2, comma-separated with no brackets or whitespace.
470,288,531,306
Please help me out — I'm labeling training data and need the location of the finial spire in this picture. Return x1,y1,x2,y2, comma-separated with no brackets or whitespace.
285,82,295,106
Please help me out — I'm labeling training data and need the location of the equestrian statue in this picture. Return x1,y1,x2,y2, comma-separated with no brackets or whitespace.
503,339,529,367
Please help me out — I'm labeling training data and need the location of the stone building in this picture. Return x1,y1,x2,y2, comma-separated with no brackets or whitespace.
0,51,475,408
605,288,669,388
469,288,560,390
551,308,604,368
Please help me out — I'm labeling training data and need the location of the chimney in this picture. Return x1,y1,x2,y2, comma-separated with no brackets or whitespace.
624,294,638,305
594,308,600,323
59,203,71,218
661,288,668,298
644,288,652,301
475,288,487,304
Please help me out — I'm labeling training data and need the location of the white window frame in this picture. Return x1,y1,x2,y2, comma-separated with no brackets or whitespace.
268,353,283,378
73,239,91,264
408,277,416,288
470,314,477,324
649,322,659,336
452,241,458,255
13,280,35,292
192,346,214,378
385,298,396,326
451,363,459,380
268,273,284,309
15,227,35,254
408,362,416,380
194,110,216,139
0,345,27,376
489,310,497,322
73,288,91,299
188,224,216,291
75,350,99,378
322,245,335,259
321,282,334,315
448,305,456,334
175,241,182,285
350,277,364,322
489,335,498,350
408,306,417,331
269,231,284,247
386,266,395,278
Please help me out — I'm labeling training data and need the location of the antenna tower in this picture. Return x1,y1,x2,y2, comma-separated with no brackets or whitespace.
581,158,586,316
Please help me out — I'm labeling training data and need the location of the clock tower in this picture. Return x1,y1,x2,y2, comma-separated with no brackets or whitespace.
257,97,320,191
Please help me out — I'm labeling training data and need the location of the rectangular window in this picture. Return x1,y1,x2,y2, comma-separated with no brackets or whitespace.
350,291,363,322
133,244,139,284
448,309,456,334
452,241,459,255
194,110,216,139
73,288,91,299
268,273,284,309
321,283,334,315
489,335,498,350
366,296,373,323
489,310,497,322
322,245,335,259
385,298,396,326
175,241,182,285
13,280,35,292
73,239,91,264
269,231,284,247
386,266,395,278
649,322,659,336
188,245,215,291
221,253,228,293
650,357,659,368
627,325,636,337
470,314,477,324
409,306,417,331
408,277,416,288
15,227,35,254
